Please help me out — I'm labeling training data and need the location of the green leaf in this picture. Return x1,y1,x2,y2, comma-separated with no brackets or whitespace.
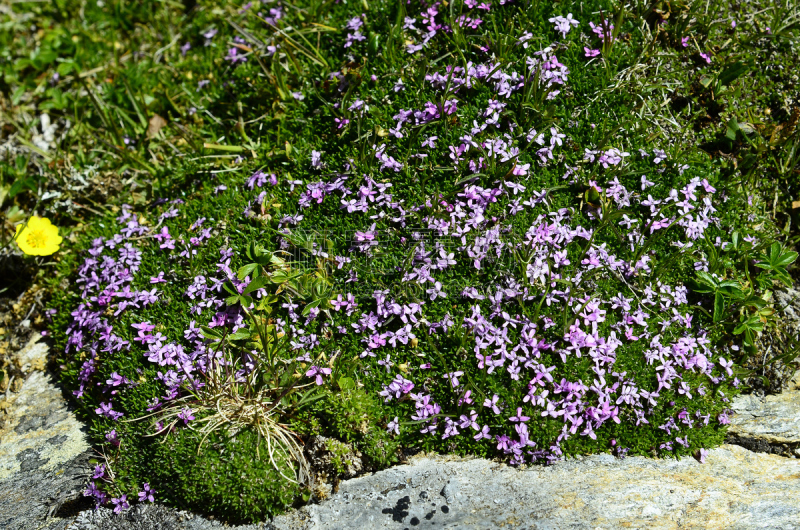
338,377,356,391
270,270,299,284
228,328,252,341
774,270,793,287
200,326,223,339
775,251,797,268
744,328,754,347
242,275,270,295
8,176,38,198
692,271,718,293
717,281,744,298
57,61,76,76
302,298,322,316
238,263,258,280
713,292,724,323
11,86,26,106
225,294,241,306
730,231,740,249
718,61,750,86
256,294,278,312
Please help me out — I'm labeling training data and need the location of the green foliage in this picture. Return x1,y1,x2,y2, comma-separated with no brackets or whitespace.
691,232,797,354
137,427,300,523
324,438,355,475
18,0,798,524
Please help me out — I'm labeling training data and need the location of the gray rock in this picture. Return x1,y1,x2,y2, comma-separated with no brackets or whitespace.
775,288,800,332
11,334,49,373
728,388,800,457
439,478,459,504
0,371,90,480
68,504,267,530
271,446,800,529
748,287,800,394
0,366,92,530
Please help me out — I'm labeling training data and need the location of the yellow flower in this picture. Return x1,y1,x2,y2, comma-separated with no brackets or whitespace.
14,216,63,256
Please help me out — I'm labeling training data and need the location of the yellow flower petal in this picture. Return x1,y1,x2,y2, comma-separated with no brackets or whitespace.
14,216,62,256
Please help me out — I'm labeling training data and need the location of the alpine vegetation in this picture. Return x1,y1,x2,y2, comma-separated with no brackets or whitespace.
43,0,797,523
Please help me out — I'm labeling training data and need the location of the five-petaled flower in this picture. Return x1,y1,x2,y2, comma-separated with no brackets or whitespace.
14,216,62,256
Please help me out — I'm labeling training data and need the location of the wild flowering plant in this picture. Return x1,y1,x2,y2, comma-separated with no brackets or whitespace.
14,216,62,256
52,0,794,521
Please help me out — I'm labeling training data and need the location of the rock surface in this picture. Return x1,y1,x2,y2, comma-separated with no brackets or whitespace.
0,371,90,480
0,347,92,530
66,504,265,530
271,446,800,529
728,369,800,457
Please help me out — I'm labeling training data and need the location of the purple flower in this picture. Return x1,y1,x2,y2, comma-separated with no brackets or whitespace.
718,357,733,376
305,365,332,385
310,150,323,169
83,482,106,506
95,402,124,420
111,494,129,514
458,390,474,406
443,371,464,388
387,417,400,435
106,372,127,387
509,407,530,423
225,47,247,64
138,483,156,502
379,375,415,401
483,394,501,414
474,424,491,440
105,430,120,447
549,14,578,37
202,28,218,45
177,407,195,424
